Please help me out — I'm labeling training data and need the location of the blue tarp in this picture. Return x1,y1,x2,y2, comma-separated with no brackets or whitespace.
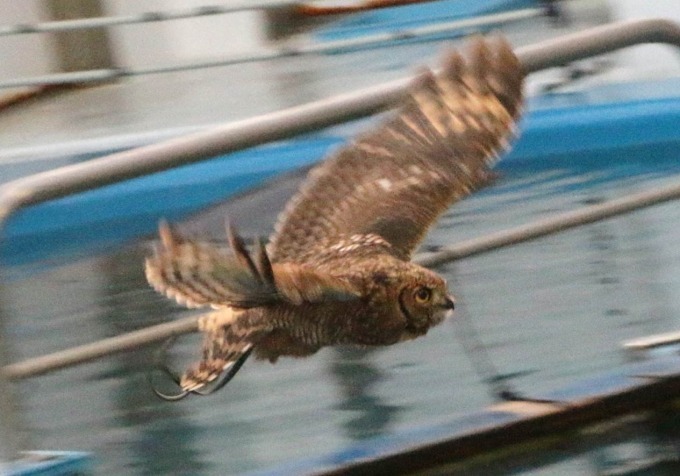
313,0,536,42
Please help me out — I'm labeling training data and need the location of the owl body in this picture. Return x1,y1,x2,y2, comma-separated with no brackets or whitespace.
145,37,525,396
200,235,452,363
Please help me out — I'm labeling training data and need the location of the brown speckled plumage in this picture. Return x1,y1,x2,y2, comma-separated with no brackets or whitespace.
145,37,524,395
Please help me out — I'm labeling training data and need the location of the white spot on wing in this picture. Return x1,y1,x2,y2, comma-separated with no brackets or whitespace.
377,178,393,191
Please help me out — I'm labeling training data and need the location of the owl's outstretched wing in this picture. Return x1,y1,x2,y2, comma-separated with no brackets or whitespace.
269,37,524,262
145,221,361,309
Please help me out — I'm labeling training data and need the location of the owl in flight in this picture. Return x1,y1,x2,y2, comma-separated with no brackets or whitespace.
145,37,524,399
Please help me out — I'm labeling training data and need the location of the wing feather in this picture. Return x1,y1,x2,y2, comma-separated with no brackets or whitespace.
269,36,524,261
145,222,360,309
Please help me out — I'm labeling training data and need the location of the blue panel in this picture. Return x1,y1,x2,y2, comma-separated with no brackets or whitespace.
6,451,91,476
0,137,342,266
313,0,536,42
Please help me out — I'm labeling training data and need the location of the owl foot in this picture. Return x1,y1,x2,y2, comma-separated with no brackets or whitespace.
149,336,190,401
150,335,254,401
184,345,254,396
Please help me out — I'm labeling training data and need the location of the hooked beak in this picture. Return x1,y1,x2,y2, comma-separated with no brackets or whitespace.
442,295,455,310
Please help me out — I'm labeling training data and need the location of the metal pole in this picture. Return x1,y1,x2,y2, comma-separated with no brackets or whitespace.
0,0,291,36
2,317,198,380
0,8,543,89
44,0,117,74
518,18,680,73
416,178,680,268
3,17,680,89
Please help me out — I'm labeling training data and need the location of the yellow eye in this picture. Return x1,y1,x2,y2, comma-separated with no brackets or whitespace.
414,287,432,304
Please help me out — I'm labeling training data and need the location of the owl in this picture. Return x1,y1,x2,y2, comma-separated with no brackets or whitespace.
145,36,524,399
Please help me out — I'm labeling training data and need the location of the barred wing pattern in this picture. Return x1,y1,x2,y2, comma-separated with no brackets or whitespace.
146,222,361,309
269,37,524,262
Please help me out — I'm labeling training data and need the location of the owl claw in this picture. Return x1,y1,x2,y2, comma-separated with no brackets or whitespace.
150,336,253,401
149,336,191,401
189,346,254,396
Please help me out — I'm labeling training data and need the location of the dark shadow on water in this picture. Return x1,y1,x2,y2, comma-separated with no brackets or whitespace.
94,244,209,475
329,346,402,442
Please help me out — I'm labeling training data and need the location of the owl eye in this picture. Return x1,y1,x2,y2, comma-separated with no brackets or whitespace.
414,287,432,304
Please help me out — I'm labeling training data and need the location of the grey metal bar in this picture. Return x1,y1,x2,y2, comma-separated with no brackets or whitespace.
1,20,680,380
417,179,680,268
130,8,542,74
519,18,680,73
0,69,123,89
0,8,542,89
0,1,290,36
289,8,542,54
4,16,680,90
3,16,678,89
623,331,680,352
2,317,198,380
0,79,406,224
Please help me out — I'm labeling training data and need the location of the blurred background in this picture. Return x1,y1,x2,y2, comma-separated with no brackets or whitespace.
1,1,680,475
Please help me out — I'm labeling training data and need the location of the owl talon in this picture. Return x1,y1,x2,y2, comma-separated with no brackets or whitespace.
149,361,191,401
151,336,254,400
150,336,192,401
190,346,254,396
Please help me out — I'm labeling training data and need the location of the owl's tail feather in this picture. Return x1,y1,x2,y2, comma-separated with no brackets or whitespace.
227,222,277,288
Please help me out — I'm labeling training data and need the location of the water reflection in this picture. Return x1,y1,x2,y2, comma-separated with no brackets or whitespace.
329,347,401,441
96,245,208,474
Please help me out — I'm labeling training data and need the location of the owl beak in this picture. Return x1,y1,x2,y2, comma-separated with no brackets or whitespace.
442,295,455,310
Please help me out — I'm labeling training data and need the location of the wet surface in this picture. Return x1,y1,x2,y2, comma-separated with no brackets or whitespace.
2,150,680,474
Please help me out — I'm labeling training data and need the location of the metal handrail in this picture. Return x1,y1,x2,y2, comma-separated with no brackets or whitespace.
1,19,680,380
0,8,543,89
0,1,289,36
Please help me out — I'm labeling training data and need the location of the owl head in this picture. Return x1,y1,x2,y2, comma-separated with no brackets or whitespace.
398,266,454,339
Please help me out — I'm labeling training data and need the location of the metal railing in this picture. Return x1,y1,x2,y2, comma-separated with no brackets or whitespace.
0,1,289,37
0,19,680,458
0,7,543,89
